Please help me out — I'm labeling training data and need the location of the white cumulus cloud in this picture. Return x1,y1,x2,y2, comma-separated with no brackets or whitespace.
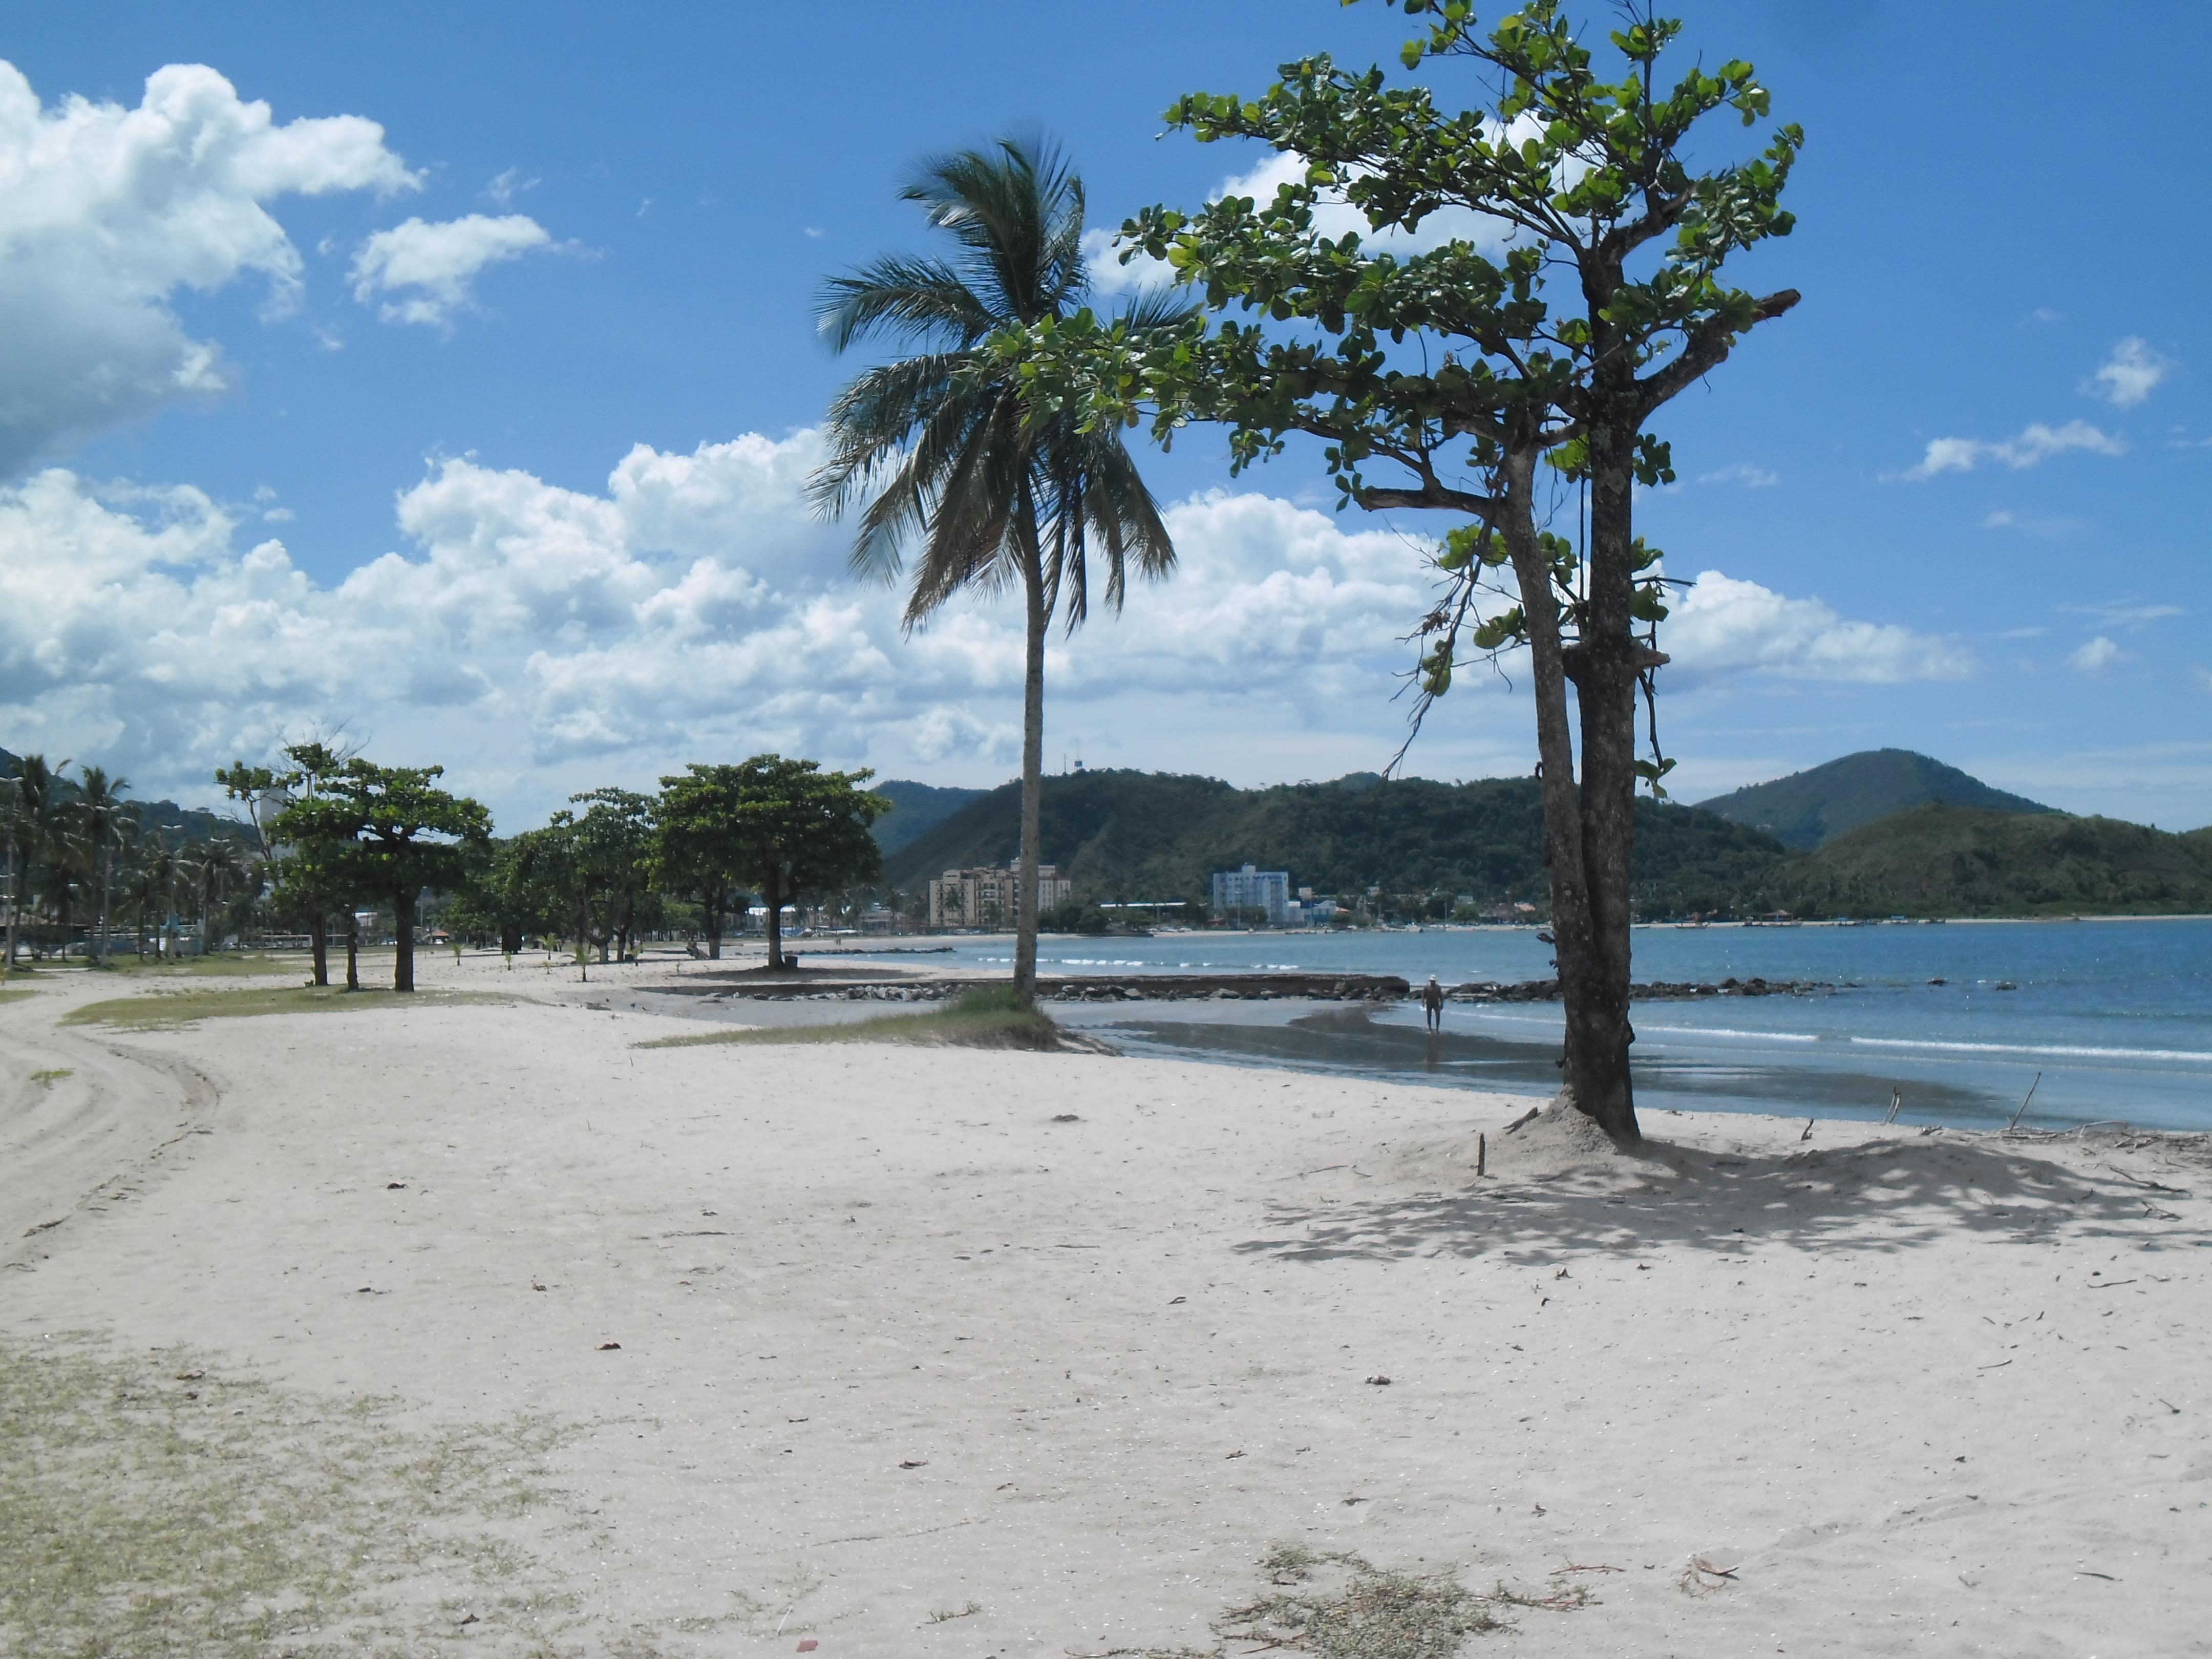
350,214,553,327
1663,571,1975,685
0,434,1967,824
2084,336,2168,408
2067,636,2121,673
0,59,418,475
1899,419,2125,480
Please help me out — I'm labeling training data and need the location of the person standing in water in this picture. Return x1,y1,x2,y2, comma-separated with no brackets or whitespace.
1422,975,1445,1032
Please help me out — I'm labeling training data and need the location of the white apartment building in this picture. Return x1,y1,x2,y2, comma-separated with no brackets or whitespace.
928,863,1072,929
1211,863,1291,925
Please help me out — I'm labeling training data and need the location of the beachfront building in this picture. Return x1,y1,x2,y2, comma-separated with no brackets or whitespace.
1211,863,1291,926
928,864,1072,930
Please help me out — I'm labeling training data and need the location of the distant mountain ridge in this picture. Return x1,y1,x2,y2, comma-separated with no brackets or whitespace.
868,779,989,856
1695,749,2054,849
0,745,247,848
882,768,1785,915
1757,803,2212,917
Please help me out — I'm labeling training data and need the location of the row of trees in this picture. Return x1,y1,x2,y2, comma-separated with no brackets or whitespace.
2,755,258,966
448,757,886,979
211,747,888,992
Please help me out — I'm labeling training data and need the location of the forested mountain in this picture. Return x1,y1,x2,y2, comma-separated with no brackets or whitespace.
883,769,1789,915
1696,749,2054,848
868,779,987,855
1756,804,2212,918
0,746,250,848
881,765,2212,920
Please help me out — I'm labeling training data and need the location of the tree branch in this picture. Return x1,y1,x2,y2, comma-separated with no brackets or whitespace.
1356,484,1496,515
1635,289,1801,414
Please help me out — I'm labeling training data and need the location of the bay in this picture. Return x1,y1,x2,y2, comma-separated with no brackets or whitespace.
911,918,2212,1132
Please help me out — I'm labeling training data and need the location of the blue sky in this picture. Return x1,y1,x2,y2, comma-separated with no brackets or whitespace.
2,2,2206,831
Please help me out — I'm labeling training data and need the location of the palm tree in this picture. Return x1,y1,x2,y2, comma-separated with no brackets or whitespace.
76,766,131,965
4,755,71,963
119,842,173,960
812,135,1186,1002
184,840,251,955
0,773,18,969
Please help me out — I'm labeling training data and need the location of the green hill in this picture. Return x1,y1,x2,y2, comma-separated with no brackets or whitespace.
868,779,987,856
1696,748,2053,848
882,769,1788,916
1758,803,2212,918
0,746,248,849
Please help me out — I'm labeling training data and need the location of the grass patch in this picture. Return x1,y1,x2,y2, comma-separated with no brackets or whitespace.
1217,1547,1505,1657
0,988,35,1006
636,985,1066,1053
96,951,320,980
1110,1547,1593,1658
29,1068,72,1086
0,1336,587,1657
62,985,519,1030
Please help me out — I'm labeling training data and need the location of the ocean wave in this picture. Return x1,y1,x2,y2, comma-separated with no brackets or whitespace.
1637,1025,1822,1044
1849,1035,2212,1065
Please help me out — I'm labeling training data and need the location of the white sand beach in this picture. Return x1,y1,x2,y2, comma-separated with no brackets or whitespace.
4,955,2208,1657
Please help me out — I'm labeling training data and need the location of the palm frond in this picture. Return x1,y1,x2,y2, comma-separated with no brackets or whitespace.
816,129,1175,640
815,254,998,352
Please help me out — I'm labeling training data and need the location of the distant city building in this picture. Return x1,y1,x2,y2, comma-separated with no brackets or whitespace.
928,864,1071,929
1211,864,1291,925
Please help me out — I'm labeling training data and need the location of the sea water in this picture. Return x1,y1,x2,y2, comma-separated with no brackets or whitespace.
923,919,2212,1131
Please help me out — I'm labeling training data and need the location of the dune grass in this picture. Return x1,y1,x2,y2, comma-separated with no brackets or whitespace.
62,985,519,1030
636,985,1065,1052
0,1336,586,1657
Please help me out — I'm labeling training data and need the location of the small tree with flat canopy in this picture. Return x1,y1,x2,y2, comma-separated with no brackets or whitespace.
709,756,887,971
564,789,658,966
222,743,361,986
653,764,767,960
272,760,491,992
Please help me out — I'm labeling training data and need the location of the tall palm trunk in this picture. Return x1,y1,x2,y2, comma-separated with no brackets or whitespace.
1014,504,1048,1005
95,847,111,965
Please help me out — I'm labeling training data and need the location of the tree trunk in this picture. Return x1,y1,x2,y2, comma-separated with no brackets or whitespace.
1496,445,1601,1122
345,913,360,991
94,848,110,965
393,891,416,992
1013,535,1047,1005
706,895,723,960
4,843,18,967
1543,377,1646,1143
764,868,785,970
310,912,329,987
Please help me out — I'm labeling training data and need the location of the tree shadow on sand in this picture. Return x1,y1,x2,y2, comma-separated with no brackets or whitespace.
1237,1130,2212,1267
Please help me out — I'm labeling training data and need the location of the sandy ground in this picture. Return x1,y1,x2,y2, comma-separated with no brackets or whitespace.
3,951,2209,1657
